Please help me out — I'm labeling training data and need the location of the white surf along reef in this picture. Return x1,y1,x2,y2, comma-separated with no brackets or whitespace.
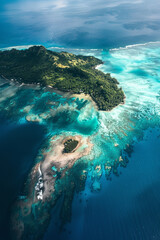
0,42,160,186
0,42,160,239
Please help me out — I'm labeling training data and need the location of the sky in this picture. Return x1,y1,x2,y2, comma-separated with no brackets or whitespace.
0,0,160,48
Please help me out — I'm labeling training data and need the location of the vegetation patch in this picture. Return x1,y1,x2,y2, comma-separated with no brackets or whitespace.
0,46,125,110
63,139,79,153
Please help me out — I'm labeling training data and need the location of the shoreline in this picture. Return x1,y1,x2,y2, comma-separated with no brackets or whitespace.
11,134,93,239
0,45,125,112
71,92,98,110
41,134,93,200
0,57,125,112
95,63,126,112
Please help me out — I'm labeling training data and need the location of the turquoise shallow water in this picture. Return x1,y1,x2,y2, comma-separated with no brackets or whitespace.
45,128,160,240
0,42,160,239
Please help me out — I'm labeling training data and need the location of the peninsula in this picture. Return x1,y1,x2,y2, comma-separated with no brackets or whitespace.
0,46,124,110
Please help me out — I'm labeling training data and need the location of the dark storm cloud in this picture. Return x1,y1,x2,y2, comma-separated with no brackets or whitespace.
1,0,160,48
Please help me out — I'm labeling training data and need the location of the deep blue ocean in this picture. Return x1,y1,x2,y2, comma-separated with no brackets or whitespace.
0,119,46,239
0,42,160,240
45,128,160,240
0,0,160,238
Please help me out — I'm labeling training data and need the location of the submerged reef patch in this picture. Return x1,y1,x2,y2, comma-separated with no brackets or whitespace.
0,46,125,111
11,134,92,240
0,42,160,239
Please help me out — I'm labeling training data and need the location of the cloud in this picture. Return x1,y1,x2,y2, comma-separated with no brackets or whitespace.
5,0,67,12
1,0,160,48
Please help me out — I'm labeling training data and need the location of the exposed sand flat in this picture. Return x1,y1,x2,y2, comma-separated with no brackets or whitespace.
42,135,92,170
11,134,93,238
22,135,92,202
41,135,93,200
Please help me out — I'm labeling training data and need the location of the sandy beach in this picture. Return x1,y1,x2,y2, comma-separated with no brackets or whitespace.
72,93,98,110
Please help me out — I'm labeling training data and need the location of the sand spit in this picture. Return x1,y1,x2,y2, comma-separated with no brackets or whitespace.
11,134,93,239
41,135,93,200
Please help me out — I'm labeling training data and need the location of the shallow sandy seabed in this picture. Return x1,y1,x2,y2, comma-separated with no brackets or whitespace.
41,134,93,200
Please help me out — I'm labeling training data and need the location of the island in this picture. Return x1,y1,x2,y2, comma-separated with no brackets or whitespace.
63,138,79,153
0,46,125,239
11,134,93,240
0,45,124,111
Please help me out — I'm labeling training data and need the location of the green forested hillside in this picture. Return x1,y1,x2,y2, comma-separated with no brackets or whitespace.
0,46,125,110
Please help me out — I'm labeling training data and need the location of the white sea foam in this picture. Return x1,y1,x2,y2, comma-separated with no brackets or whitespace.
49,47,101,51
96,42,160,143
46,41,160,147
1,42,160,169
110,41,160,52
